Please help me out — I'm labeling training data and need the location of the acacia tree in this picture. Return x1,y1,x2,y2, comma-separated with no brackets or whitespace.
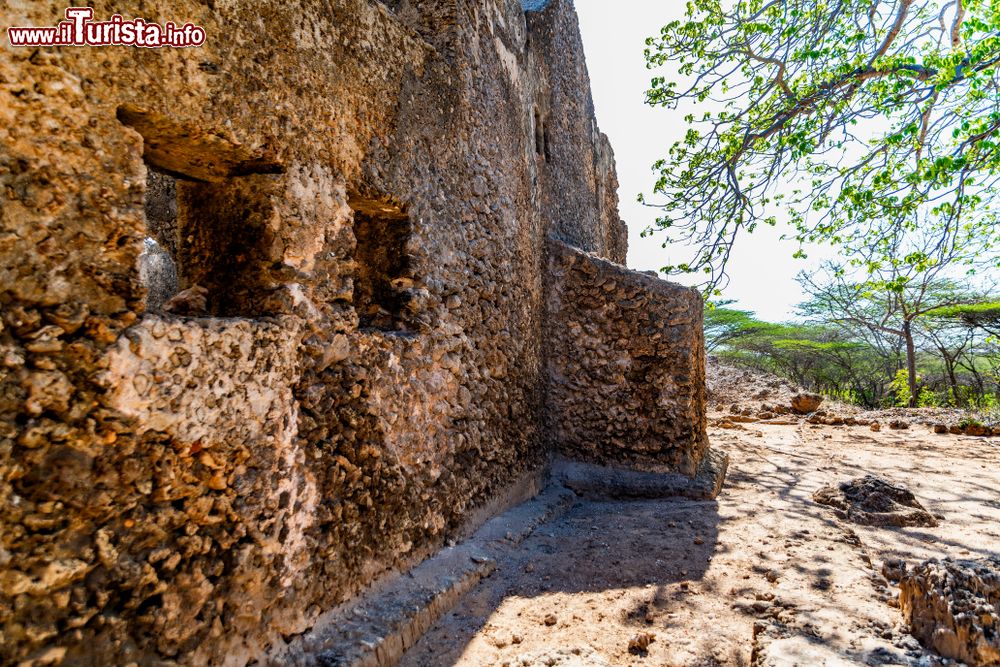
703,301,771,351
714,316,892,404
932,300,1000,335
798,250,989,405
919,314,976,404
929,301,1000,401
643,0,1000,291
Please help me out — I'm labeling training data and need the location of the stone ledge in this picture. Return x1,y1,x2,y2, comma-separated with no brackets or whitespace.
552,449,729,501
276,451,729,666
276,483,577,667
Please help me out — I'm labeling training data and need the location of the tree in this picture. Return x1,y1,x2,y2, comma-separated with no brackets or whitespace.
918,314,975,405
703,301,770,352
714,314,890,405
799,257,987,405
927,300,1000,404
643,0,1000,292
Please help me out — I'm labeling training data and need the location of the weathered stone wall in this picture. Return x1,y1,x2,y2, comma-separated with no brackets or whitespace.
526,2,628,263
0,1,702,665
545,240,708,475
900,557,1000,667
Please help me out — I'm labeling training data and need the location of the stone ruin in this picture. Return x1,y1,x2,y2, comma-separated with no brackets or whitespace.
0,1,711,665
899,557,1000,666
813,475,939,528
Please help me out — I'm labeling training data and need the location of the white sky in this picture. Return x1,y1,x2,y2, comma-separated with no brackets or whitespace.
575,0,828,321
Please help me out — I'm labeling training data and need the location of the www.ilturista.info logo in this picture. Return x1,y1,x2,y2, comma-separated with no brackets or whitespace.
7,7,206,48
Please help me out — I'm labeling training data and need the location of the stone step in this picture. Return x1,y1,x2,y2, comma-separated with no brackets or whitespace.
276,484,577,667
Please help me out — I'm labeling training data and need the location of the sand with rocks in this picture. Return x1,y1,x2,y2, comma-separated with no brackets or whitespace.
399,364,1000,666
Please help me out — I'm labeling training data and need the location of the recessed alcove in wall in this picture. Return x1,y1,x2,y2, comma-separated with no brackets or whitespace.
117,104,285,317
348,192,416,332
174,178,282,317
523,0,551,50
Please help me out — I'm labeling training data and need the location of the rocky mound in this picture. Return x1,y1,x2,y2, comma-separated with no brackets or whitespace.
708,359,998,435
812,475,938,527
899,557,1000,667
706,360,828,410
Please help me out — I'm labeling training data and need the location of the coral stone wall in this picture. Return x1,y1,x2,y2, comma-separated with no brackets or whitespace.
0,0,702,665
545,240,709,475
900,558,1000,666
526,3,629,263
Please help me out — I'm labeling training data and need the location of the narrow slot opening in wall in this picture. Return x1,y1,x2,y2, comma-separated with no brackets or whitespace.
348,193,416,332
534,108,546,160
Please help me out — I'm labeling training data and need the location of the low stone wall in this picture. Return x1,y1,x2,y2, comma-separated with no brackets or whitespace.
544,240,708,475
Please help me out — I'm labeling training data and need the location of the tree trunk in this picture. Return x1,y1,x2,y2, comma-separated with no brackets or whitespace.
968,364,986,406
903,320,918,408
934,343,962,407
945,356,962,407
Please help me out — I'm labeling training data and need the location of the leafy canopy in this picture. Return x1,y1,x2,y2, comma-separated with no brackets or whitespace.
928,299,1000,333
643,0,1000,292
703,301,773,350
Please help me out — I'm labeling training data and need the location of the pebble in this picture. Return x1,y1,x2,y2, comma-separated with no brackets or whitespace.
628,631,656,653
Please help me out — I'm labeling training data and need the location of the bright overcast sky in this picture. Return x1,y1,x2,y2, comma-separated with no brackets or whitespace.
575,0,832,321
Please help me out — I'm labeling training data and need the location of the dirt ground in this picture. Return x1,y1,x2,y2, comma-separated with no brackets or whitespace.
398,371,1000,666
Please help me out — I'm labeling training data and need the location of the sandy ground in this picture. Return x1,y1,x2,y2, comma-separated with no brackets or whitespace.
398,416,999,666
